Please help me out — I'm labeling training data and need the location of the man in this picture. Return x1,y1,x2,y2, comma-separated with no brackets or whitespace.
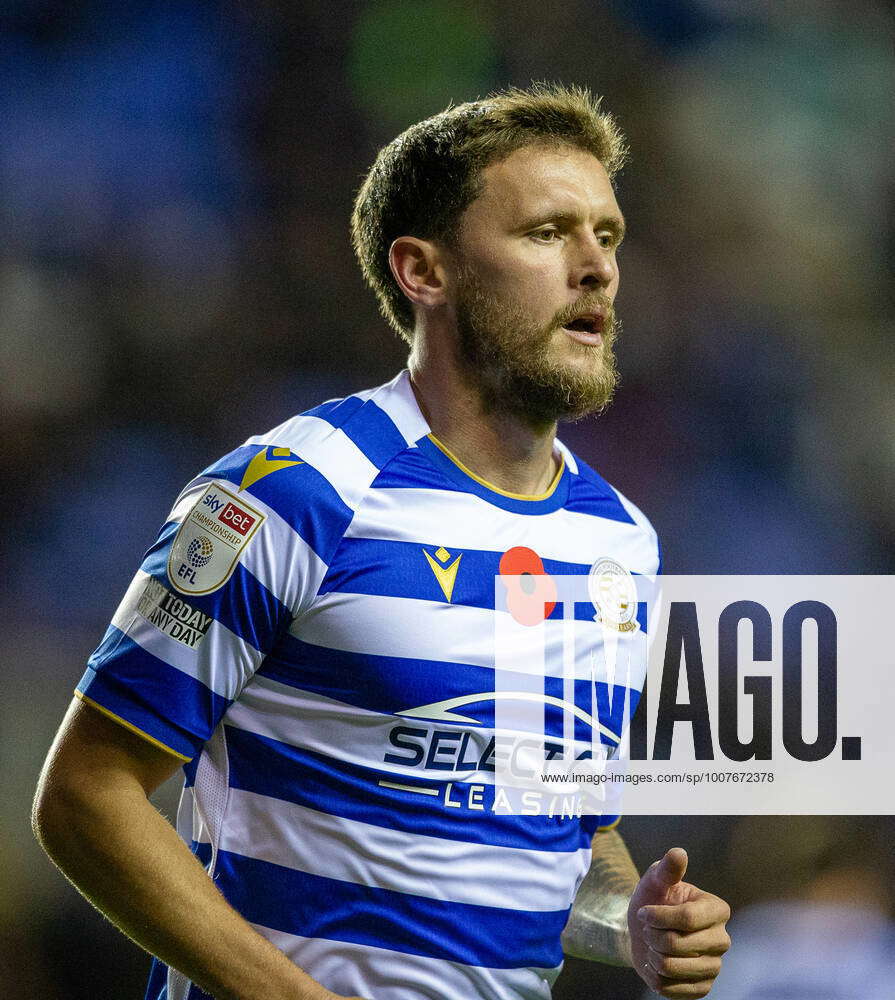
33,84,730,999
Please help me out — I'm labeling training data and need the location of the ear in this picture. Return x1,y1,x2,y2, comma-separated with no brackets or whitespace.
389,236,450,311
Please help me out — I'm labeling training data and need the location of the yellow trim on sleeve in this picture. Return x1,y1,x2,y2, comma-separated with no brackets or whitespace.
74,690,192,762
596,817,621,832
428,434,564,501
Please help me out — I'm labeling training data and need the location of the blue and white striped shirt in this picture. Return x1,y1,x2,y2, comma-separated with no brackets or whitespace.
77,369,660,1000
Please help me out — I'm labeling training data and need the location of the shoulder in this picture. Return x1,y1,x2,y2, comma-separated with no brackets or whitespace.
186,371,425,562
556,439,662,575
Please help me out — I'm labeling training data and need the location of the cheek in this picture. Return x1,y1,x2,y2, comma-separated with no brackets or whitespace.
479,240,562,280
494,254,566,302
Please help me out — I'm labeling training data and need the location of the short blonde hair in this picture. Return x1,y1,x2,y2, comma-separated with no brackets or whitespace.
351,83,628,343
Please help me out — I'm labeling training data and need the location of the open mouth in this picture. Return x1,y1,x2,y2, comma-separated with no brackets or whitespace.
561,313,605,343
563,316,599,334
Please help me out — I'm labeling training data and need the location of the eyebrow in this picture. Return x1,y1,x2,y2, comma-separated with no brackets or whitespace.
518,210,626,240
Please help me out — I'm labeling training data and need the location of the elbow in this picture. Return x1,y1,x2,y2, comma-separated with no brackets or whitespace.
32,774,66,859
32,766,87,864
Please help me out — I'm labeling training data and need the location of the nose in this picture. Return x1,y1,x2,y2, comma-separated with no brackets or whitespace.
570,234,616,291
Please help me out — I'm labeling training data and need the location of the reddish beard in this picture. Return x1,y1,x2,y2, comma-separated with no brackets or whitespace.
453,265,620,425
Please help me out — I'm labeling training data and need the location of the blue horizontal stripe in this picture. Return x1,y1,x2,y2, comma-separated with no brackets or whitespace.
201,444,265,485
544,674,564,744
200,445,355,565
415,436,571,514
225,727,590,853
370,447,462,492
319,536,625,623
79,628,231,758
215,850,567,970
318,536,653,632
140,522,290,654
580,813,621,836
231,460,354,565
260,634,501,725
303,394,364,424
371,440,640,525
143,519,180,558
260,634,639,741
564,460,636,524
305,395,408,471
370,439,645,530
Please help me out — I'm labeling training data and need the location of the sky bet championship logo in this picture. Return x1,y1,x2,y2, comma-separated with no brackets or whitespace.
168,485,265,595
479,568,894,816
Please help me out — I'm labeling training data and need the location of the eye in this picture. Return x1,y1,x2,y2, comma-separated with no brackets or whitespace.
598,233,619,249
530,228,560,243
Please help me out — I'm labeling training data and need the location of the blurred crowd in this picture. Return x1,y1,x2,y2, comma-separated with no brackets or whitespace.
2,0,892,996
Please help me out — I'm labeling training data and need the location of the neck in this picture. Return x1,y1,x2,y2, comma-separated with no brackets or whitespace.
408,344,560,498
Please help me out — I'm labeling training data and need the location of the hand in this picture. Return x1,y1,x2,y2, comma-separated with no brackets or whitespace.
627,848,730,998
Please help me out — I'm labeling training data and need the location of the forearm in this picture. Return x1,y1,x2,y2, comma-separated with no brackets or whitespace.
33,771,332,1000
561,828,639,966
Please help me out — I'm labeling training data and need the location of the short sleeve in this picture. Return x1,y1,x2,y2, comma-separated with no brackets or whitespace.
76,442,349,761
580,813,621,837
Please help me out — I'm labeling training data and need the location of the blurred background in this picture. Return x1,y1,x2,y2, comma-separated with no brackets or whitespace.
2,0,893,995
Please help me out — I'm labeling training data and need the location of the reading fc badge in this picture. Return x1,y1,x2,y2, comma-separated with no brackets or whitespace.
587,557,640,633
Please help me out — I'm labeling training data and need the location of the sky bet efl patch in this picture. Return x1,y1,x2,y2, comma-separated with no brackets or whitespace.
167,483,265,595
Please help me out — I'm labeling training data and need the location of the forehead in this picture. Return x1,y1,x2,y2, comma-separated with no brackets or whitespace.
469,143,620,223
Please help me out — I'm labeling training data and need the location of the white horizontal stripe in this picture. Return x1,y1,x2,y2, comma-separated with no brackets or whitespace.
129,609,259,701
553,437,579,475
235,496,325,617
346,384,379,402
369,369,429,446
219,788,590,911
109,571,259,700
297,592,504,667
254,925,558,1000
296,592,647,689
344,486,659,573
225,675,497,783
615,491,661,574
167,481,208,523
223,676,619,793
107,570,154,633
247,413,378,511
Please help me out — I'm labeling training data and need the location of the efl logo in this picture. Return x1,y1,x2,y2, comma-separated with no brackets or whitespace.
218,501,256,536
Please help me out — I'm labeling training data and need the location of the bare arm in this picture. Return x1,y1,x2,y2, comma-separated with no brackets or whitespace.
32,698,360,1000
561,826,639,966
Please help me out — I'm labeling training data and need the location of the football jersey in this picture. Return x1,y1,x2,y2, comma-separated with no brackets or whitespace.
76,369,661,1000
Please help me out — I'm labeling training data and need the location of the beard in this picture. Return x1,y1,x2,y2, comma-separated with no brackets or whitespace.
453,263,620,426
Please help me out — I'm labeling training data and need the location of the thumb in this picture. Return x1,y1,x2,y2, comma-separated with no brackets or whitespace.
650,847,688,889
